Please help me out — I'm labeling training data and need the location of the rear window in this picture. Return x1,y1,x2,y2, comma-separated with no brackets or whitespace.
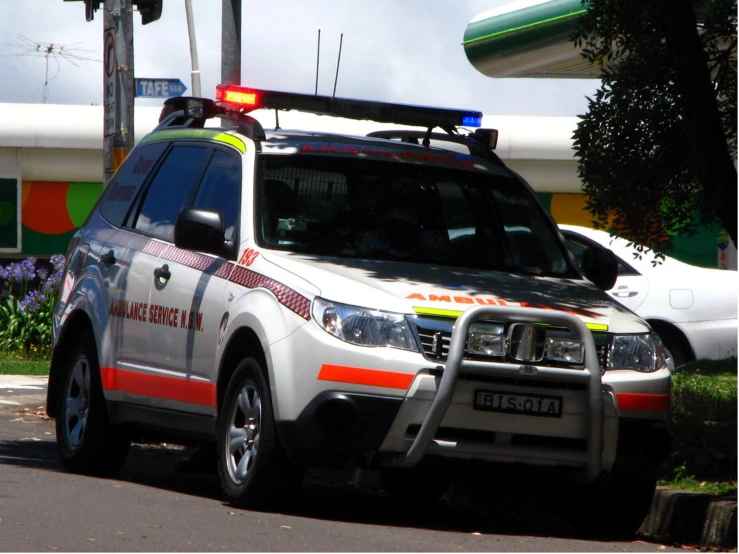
256,154,576,277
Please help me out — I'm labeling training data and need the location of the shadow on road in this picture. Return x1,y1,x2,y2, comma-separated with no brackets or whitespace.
0,431,668,547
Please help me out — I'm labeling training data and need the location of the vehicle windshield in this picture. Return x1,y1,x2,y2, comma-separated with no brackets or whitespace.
256,154,575,276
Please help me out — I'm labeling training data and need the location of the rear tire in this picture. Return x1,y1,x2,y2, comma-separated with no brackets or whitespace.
55,332,130,476
217,358,303,508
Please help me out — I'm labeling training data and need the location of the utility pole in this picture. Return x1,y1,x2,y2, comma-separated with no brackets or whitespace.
184,0,201,96
69,0,161,185
221,0,241,86
103,0,134,186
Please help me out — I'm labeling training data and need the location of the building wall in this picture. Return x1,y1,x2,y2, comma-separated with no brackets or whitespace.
0,103,730,268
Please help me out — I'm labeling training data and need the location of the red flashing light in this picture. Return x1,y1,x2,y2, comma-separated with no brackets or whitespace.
217,85,260,109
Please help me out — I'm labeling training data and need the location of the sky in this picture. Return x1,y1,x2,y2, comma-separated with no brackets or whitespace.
0,0,600,117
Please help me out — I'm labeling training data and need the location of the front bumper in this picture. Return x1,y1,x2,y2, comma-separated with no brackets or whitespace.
279,306,671,481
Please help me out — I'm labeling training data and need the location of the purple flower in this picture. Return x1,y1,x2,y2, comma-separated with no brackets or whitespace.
7,262,25,283
18,289,47,315
50,254,66,272
20,258,36,281
37,268,49,281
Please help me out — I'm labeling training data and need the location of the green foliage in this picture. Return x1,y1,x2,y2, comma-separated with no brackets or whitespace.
571,0,737,254
0,255,65,358
659,363,737,494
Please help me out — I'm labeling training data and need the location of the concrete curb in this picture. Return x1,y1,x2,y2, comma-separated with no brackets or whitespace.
639,487,737,549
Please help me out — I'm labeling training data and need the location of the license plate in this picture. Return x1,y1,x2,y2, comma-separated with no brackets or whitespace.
474,389,563,418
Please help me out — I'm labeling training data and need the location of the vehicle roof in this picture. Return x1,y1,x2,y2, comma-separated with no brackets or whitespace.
144,123,504,166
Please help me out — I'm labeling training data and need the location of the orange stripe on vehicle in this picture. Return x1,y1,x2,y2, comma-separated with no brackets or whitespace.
100,366,215,407
318,364,414,390
616,393,670,412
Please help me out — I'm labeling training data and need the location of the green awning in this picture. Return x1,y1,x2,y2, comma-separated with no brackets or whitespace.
463,0,600,78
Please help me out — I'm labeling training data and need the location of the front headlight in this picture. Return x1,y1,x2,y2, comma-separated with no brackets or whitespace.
608,333,666,372
312,297,418,351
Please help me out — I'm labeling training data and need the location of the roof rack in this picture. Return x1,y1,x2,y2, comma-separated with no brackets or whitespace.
367,129,502,164
155,96,267,140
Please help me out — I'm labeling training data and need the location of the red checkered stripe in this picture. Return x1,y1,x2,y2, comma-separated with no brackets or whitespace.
229,265,312,320
143,241,227,274
106,232,309,319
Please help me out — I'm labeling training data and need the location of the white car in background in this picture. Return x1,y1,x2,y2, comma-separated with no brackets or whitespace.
559,224,738,366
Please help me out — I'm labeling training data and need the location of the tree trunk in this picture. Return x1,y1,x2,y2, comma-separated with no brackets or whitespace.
656,0,738,246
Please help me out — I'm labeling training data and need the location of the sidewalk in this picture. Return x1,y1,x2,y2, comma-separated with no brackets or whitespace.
1,374,735,549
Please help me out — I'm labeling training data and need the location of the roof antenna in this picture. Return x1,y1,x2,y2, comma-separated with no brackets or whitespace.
333,33,343,98
315,29,321,95
274,108,281,130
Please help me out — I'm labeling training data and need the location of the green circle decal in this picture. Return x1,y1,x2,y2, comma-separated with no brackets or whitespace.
67,182,104,227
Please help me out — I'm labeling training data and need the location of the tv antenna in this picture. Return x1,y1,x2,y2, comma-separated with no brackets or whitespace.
0,35,101,103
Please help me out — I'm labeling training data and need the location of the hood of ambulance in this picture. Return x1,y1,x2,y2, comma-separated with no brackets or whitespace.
261,251,648,333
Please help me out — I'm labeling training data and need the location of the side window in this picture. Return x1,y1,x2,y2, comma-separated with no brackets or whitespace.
133,145,210,242
98,142,168,227
191,149,242,242
565,234,640,277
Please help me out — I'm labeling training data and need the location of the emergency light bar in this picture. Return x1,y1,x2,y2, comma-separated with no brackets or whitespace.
215,84,482,129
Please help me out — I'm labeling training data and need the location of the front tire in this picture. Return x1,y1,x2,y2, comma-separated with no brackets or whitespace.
217,358,303,508
55,332,130,476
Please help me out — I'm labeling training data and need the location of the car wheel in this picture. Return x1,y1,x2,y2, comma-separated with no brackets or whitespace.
217,358,303,508
566,466,657,540
55,332,130,476
380,463,452,508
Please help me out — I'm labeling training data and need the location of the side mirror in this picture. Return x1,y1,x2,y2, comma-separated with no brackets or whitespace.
174,208,225,256
581,244,618,291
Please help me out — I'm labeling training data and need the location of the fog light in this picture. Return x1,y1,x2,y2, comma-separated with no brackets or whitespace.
546,338,585,364
467,323,506,357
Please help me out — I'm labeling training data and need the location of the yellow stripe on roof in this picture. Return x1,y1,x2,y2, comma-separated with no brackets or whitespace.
585,323,609,331
141,129,246,153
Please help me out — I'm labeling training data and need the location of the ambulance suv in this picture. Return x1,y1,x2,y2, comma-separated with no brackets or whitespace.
47,87,671,537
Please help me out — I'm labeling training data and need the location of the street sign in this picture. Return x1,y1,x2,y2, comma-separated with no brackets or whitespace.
103,27,116,138
135,78,187,98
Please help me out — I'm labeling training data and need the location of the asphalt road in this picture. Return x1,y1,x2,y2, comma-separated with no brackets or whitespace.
0,381,685,552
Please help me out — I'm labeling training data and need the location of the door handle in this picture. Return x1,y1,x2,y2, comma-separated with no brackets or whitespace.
154,264,171,281
100,249,116,266
613,290,638,298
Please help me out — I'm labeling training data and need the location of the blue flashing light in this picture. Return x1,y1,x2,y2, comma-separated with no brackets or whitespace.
462,114,482,128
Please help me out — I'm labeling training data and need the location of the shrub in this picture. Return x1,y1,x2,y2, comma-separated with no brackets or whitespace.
0,255,65,358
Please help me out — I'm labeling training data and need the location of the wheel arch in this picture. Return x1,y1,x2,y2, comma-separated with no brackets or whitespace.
647,319,696,364
217,326,268,414
46,309,95,419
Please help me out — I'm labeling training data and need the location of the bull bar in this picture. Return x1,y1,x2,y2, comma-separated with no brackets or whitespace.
394,305,611,483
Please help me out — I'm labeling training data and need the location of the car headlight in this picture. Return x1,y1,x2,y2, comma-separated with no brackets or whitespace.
312,297,418,351
607,333,666,372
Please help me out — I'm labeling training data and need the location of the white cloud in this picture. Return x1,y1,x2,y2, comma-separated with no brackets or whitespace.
0,0,598,116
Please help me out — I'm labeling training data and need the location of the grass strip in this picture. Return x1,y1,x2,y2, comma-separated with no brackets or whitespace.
0,359,51,375
658,359,737,496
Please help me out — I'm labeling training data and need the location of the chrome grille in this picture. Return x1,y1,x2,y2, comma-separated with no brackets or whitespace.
409,315,612,370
